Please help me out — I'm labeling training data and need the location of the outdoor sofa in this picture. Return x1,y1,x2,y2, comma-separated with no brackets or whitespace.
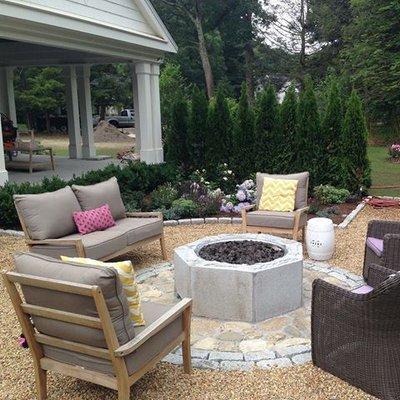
312,262,400,400
241,172,309,241
2,252,192,400
13,177,167,261
363,219,400,279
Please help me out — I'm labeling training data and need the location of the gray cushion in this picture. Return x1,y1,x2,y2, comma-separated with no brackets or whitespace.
256,172,309,210
14,186,82,240
41,302,182,376
109,217,163,245
247,210,307,229
31,229,128,260
14,252,135,350
72,177,126,220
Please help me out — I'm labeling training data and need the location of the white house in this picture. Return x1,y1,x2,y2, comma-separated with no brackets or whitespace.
0,0,178,185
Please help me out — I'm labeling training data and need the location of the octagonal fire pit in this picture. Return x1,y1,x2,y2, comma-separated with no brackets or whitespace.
174,234,303,323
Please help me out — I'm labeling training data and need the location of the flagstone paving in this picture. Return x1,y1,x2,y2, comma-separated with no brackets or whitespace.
137,260,363,371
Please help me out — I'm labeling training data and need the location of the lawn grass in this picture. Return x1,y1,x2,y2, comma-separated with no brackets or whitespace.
368,146,400,197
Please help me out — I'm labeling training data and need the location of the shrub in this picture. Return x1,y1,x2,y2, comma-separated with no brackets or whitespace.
151,183,179,209
188,86,208,169
297,76,322,188
342,90,371,192
0,162,180,230
255,85,280,173
313,185,350,205
232,82,255,181
170,198,198,219
389,144,400,160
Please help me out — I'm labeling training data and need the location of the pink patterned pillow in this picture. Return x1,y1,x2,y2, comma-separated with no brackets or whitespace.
73,204,116,235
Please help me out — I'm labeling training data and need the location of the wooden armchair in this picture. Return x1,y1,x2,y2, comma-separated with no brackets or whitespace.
15,130,55,173
242,172,309,241
2,252,192,400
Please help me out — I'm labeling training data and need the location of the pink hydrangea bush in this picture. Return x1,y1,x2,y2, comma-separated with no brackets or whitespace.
389,144,400,160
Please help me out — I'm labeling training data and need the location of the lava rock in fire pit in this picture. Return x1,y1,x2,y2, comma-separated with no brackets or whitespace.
198,240,284,265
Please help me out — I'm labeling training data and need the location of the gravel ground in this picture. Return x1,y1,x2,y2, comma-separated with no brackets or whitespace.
2,204,396,399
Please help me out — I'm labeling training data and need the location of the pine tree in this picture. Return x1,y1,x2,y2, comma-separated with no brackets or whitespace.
205,86,232,172
322,79,346,187
232,82,255,180
280,84,298,173
342,90,371,193
165,96,189,170
188,86,208,170
254,85,279,172
297,76,322,188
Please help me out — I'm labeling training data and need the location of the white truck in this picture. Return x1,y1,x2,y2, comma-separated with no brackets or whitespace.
93,109,135,128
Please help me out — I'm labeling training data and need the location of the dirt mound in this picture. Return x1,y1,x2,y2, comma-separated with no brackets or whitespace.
93,120,133,143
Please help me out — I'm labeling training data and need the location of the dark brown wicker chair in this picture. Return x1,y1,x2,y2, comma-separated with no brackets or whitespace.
363,220,400,280
312,263,400,400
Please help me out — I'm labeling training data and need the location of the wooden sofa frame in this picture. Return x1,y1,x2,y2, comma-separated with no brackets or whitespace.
2,270,192,400
16,209,168,262
241,204,309,241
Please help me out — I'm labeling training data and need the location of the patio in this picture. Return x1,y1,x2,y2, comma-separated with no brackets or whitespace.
6,155,118,184
1,204,393,399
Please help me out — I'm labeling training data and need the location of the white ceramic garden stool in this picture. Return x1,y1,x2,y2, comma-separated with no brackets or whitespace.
306,217,335,261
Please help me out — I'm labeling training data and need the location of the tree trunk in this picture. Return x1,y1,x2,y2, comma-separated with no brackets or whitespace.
244,44,255,105
193,14,215,98
45,112,51,133
100,105,106,121
299,0,307,81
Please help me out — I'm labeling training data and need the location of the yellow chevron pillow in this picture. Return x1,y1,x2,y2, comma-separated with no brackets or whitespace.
259,177,298,212
60,256,145,327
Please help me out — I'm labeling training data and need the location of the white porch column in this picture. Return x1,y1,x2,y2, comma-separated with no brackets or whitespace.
134,62,163,164
77,65,96,159
149,63,163,163
64,66,82,159
131,65,141,154
0,67,17,125
0,119,9,186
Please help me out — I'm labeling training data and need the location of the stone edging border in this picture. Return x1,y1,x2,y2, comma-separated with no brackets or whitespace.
337,202,366,229
136,261,363,372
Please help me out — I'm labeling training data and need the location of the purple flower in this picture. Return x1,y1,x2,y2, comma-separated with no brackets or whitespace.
236,189,247,202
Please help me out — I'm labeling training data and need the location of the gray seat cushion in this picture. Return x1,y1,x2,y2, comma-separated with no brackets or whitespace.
14,186,82,240
30,229,128,260
72,177,126,220
256,172,309,210
41,302,183,376
14,252,135,350
247,210,307,229
109,217,163,245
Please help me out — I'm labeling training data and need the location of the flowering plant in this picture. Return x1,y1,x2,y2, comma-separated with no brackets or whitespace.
220,179,256,214
189,163,235,192
389,144,400,160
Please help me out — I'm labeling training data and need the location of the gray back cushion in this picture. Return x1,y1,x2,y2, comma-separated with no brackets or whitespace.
14,252,135,348
72,177,126,220
14,186,81,240
256,172,309,210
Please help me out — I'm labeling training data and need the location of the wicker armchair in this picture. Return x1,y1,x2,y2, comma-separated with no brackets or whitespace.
363,220,400,280
312,263,400,400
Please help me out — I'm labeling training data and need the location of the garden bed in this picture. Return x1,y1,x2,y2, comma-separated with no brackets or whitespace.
307,201,361,225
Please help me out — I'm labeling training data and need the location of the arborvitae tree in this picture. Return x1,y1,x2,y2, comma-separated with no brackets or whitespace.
205,86,233,172
322,79,346,187
188,86,208,170
297,76,322,188
165,96,189,171
255,85,279,172
280,84,298,173
342,90,371,193
232,82,255,180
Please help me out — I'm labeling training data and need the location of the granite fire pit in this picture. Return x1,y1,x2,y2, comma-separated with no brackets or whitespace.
174,234,303,323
